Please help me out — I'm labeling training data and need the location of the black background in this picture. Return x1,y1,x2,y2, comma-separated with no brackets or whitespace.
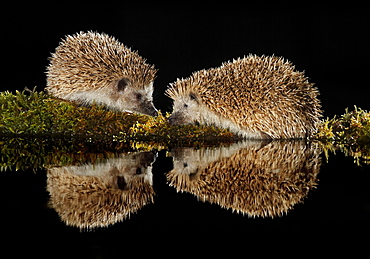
1,2,369,117
1,3,370,256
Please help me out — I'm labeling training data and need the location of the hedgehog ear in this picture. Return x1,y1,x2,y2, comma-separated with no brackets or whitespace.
117,78,130,92
117,176,126,190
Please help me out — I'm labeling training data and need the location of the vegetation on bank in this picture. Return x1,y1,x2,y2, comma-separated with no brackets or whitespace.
0,89,235,142
0,89,236,171
0,89,369,169
315,106,370,145
315,106,370,165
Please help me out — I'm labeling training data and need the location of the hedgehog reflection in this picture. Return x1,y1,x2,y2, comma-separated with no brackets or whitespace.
167,141,321,218
47,151,156,230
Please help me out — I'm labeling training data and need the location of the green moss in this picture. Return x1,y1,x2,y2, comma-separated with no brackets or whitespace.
2,89,370,166
315,106,370,165
0,89,236,143
315,106,370,144
0,88,238,171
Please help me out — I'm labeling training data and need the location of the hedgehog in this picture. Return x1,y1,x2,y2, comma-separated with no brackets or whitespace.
47,151,156,229
46,31,158,116
165,55,322,139
167,141,321,218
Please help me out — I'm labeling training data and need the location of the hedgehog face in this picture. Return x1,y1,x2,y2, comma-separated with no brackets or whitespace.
114,151,156,190
168,92,202,125
111,78,158,116
171,148,202,181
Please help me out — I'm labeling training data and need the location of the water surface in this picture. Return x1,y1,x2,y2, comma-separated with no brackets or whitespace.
1,138,369,256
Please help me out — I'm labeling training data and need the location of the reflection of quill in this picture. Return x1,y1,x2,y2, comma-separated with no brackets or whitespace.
167,141,321,218
47,152,156,230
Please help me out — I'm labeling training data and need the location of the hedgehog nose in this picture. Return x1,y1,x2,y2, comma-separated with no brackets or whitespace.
148,109,158,117
147,106,158,116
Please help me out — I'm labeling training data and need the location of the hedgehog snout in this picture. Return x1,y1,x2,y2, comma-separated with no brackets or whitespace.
135,100,158,116
168,114,179,125
152,109,158,117
146,103,158,117
168,112,194,125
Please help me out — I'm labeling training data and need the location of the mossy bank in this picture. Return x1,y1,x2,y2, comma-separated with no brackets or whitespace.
315,106,370,165
0,89,235,143
1,89,369,165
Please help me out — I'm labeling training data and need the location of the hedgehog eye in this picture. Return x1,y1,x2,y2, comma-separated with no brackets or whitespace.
184,103,188,108
117,78,130,92
135,93,143,100
135,168,142,175
189,93,197,101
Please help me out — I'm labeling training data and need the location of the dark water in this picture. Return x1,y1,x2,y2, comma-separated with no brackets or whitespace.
1,139,369,257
